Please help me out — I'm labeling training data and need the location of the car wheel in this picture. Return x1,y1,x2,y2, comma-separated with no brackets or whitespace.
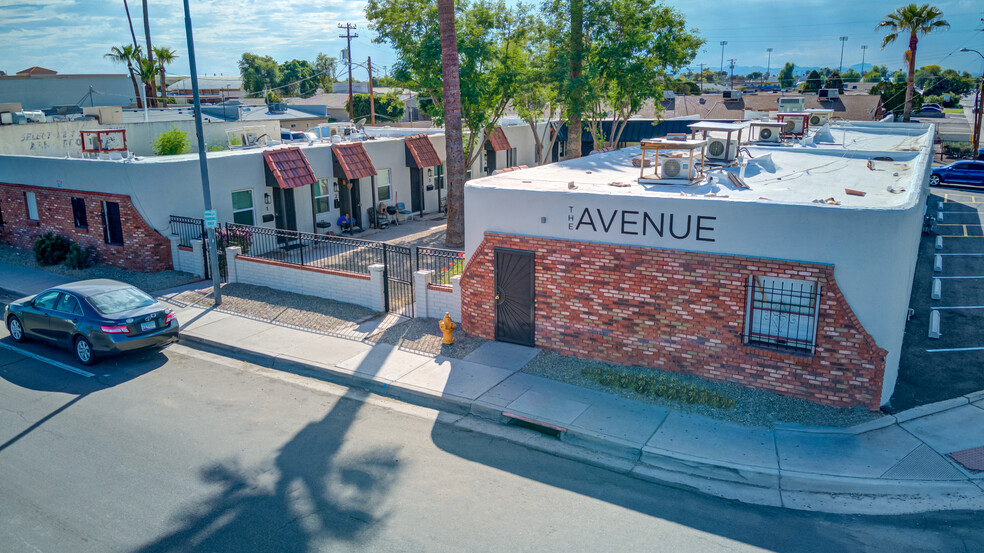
74,336,96,366
7,316,26,343
929,174,941,186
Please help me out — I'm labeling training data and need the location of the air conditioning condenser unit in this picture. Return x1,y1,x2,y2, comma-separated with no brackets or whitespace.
660,157,694,180
782,117,804,136
706,138,738,162
757,126,781,143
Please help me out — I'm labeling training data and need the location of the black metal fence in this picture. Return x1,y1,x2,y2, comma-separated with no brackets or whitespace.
416,246,466,286
169,215,205,247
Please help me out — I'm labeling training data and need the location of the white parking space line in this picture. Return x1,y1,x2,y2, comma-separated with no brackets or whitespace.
0,342,94,377
937,253,984,255
935,276,984,279
927,346,984,353
931,305,984,309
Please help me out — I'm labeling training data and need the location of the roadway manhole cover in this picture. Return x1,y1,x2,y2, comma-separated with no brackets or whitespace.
949,445,984,472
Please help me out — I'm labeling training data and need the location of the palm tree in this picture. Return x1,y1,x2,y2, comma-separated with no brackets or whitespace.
154,46,178,104
135,55,160,108
141,0,156,106
438,0,466,248
877,4,949,122
105,44,144,108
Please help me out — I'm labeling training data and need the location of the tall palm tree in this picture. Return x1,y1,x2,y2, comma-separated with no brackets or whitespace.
105,44,144,108
141,0,156,106
877,3,949,122
154,46,178,104
135,55,160,108
438,0,466,248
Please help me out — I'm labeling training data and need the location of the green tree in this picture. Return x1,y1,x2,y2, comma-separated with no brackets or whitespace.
314,53,339,91
346,92,406,121
778,62,796,88
862,70,884,82
746,71,763,81
872,81,922,117
914,64,941,89
105,44,144,108
841,68,861,82
583,0,703,149
153,46,178,103
825,70,844,92
134,55,160,107
154,126,189,155
877,3,949,121
872,64,890,78
892,70,907,83
803,70,823,93
512,15,565,165
278,59,317,96
266,91,282,104
239,53,280,96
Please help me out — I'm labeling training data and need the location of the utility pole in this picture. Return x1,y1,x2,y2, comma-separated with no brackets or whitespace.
719,41,728,74
338,23,358,121
765,48,773,85
698,63,706,93
368,56,375,125
728,59,737,90
838,36,848,73
860,45,868,77
182,0,221,305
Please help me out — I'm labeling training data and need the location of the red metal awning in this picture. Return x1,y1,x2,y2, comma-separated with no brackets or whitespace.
485,126,511,151
404,134,442,168
263,146,317,189
332,142,377,181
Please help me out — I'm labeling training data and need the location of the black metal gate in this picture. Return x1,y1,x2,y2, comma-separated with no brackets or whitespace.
494,247,535,346
383,243,414,317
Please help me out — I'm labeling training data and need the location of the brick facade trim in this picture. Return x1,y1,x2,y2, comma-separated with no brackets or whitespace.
0,181,172,273
461,232,887,409
427,283,453,293
237,254,372,280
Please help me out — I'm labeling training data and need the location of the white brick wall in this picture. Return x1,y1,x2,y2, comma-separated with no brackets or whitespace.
230,254,385,312
169,235,205,277
414,270,461,321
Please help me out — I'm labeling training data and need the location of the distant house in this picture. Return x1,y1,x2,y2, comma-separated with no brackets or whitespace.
16,66,58,76
167,76,245,104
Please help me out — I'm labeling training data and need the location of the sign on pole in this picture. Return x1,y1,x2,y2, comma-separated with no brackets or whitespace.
204,209,218,229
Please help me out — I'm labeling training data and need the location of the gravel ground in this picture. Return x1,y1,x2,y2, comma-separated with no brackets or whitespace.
369,316,485,358
0,245,198,293
163,283,379,336
522,351,880,429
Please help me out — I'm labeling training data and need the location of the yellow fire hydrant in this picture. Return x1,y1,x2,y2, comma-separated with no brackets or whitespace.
439,312,456,345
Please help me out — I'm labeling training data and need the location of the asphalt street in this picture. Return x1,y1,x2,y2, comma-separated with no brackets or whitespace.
0,322,982,553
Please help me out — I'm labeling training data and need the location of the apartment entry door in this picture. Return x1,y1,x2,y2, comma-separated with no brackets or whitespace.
494,248,535,347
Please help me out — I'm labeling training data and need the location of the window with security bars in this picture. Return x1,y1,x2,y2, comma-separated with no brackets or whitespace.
71,197,88,229
743,276,821,353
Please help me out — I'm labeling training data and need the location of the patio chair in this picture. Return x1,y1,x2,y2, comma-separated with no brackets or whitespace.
367,207,389,230
396,202,414,222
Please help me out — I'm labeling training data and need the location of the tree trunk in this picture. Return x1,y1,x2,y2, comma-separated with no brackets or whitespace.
159,62,167,102
142,1,155,107
127,63,143,109
438,0,466,249
903,33,917,123
567,0,584,160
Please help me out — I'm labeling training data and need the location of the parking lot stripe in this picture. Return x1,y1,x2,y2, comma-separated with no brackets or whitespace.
937,253,984,256
0,342,94,378
927,306,984,310
935,276,984,279
927,346,984,353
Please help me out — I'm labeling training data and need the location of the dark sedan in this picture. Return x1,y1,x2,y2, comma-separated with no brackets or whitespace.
4,279,178,365
930,161,984,188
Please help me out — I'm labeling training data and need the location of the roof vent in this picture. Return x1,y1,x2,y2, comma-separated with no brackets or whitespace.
723,90,742,101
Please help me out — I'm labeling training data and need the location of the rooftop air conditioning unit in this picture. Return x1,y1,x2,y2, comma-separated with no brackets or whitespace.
660,157,694,180
819,88,839,100
706,138,739,162
757,126,781,143
782,117,804,136
807,109,832,127
723,90,742,101
778,97,805,113
243,131,260,146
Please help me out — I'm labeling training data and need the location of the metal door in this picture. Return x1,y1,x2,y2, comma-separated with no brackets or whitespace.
383,244,414,317
494,248,535,346
410,168,424,214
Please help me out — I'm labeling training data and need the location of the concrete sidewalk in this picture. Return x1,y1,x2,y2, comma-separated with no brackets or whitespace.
155,293,984,515
0,264,74,297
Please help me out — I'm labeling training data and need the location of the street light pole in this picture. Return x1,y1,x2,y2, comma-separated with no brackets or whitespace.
838,36,848,73
766,48,773,86
182,0,221,305
959,48,984,158
719,41,728,74
860,45,868,77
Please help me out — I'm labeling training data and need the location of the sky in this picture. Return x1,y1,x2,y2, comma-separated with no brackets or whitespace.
0,0,982,83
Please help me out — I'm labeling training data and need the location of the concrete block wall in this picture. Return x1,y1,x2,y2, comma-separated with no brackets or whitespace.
170,236,205,277
229,253,385,312
461,232,888,409
414,270,462,321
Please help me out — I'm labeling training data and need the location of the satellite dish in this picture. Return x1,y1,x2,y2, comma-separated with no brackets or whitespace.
355,118,366,130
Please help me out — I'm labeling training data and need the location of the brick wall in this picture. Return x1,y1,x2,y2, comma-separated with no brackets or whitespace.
461,232,887,409
0,182,172,273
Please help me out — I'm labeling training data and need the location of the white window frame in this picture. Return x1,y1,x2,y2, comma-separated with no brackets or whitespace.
313,178,332,214
231,189,255,226
376,168,392,202
25,191,39,221
744,276,821,354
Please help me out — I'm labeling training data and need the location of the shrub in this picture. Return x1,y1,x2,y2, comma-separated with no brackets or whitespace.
63,242,97,269
942,141,973,158
266,91,282,104
582,366,736,409
33,232,72,266
153,126,190,156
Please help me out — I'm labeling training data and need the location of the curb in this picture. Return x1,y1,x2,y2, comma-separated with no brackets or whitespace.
177,331,984,515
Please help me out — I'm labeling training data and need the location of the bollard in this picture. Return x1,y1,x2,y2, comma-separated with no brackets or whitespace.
934,254,942,273
929,310,941,339
935,236,943,250
932,278,941,300
439,312,456,345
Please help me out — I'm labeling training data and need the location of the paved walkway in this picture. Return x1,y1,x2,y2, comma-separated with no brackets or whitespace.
2,264,982,514
0,264,73,297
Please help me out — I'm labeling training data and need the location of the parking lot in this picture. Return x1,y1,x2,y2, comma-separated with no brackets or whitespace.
891,188,984,411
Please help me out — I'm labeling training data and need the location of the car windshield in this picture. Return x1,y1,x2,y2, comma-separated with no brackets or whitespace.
87,287,155,315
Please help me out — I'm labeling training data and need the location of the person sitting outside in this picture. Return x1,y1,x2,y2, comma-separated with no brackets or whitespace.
337,213,356,233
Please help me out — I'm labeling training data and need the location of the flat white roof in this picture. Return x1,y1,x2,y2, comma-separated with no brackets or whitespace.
467,122,934,211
